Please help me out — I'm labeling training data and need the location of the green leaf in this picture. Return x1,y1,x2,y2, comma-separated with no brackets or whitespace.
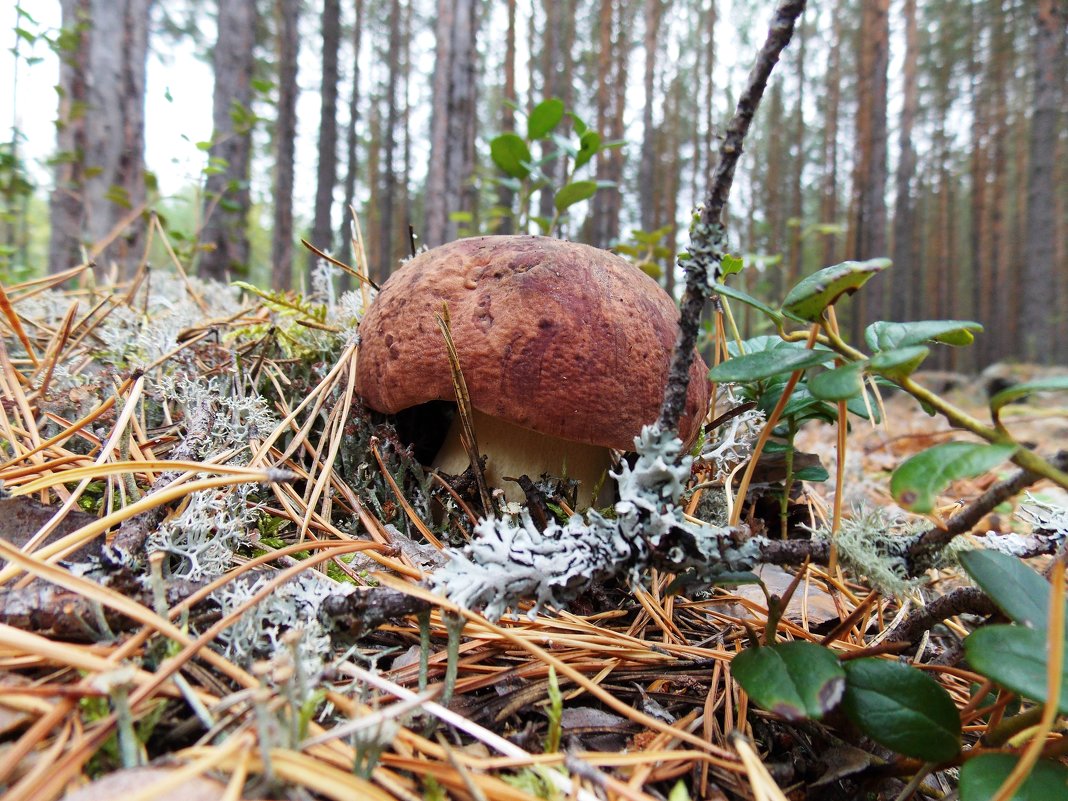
712,283,784,323
959,754,1068,800
527,98,565,139
841,658,961,762
709,347,834,383
781,259,891,322
865,320,984,351
567,111,588,136
869,345,931,380
959,550,1059,632
574,130,600,170
720,254,745,276
890,442,1017,513
809,362,868,401
489,134,532,179
965,625,1068,713
553,180,597,212
990,377,1068,420
794,465,830,482
731,641,845,721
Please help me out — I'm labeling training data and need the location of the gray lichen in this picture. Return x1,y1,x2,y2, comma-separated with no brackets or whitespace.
432,424,757,621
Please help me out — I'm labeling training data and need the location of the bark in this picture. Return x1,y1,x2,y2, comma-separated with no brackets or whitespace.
424,0,480,246
591,0,614,247
701,0,717,199
49,0,90,274
365,100,382,277
1021,0,1066,363
270,0,300,290
401,0,413,247
377,0,401,281
848,0,889,339
199,0,256,282
49,0,151,277
786,14,806,289
639,0,664,234
537,0,573,225
590,0,635,247
309,0,342,271
496,0,518,234
818,0,842,269
338,0,364,271
890,0,919,323
764,81,785,297
986,5,1009,361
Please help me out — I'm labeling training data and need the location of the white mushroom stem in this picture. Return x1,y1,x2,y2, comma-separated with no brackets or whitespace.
432,408,616,509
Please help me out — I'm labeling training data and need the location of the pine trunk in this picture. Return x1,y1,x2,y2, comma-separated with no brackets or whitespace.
425,0,480,246
819,0,843,269
200,0,256,282
1021,0,1066,363
377,0,402,281
309,0,341,271
270,0,300,290
496,0,518,234
848,0,890,339
890,0,919,323
338,0,364,271
787,15,806,289
49,0,151,277
639,0,663,234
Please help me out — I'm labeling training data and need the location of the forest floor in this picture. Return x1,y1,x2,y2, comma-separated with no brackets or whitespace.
1,264,1066,801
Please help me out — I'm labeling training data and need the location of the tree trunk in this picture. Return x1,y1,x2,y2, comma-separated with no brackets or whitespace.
786,14,806,289
764,81,785,297
1021,0,1066,363
200,0,256,283
495,0,518,234
590,0,614,247
639,0,664,234
309,0,341,271
49,0,151,277
271,0,299,290
819,0,843,269
338,0,364,271
986,1,1009,362
49,0,90,275
848,0,890,339
590,0,634,247
377,0,401,281
890,0,919,323
701,0,717,200
424,0,480,247
537,0,573,226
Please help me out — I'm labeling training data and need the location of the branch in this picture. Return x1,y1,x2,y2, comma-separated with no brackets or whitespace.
659,0,807,433
907,450,1068,569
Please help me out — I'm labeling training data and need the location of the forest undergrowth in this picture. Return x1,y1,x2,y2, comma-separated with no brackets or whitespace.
3,2,1068,800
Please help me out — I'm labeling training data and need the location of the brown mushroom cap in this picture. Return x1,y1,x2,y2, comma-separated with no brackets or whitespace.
356,235,710,451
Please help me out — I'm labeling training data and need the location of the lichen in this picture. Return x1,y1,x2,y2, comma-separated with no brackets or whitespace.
432,424,757,621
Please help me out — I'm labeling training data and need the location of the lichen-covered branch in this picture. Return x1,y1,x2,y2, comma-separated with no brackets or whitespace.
907,450,1068,569
432,425,756,621
659,0,807,434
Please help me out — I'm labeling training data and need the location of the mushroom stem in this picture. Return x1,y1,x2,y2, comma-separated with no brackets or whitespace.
432,408,616,509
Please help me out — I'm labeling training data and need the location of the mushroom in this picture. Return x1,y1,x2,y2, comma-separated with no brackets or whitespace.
355,235,709,508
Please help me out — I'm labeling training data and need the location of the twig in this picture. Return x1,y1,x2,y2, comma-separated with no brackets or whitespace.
105,393,219,564
659,0,806,434
907,450,1068,569
884,587,998,646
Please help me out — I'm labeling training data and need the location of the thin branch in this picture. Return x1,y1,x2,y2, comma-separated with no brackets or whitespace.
659,0,807,433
